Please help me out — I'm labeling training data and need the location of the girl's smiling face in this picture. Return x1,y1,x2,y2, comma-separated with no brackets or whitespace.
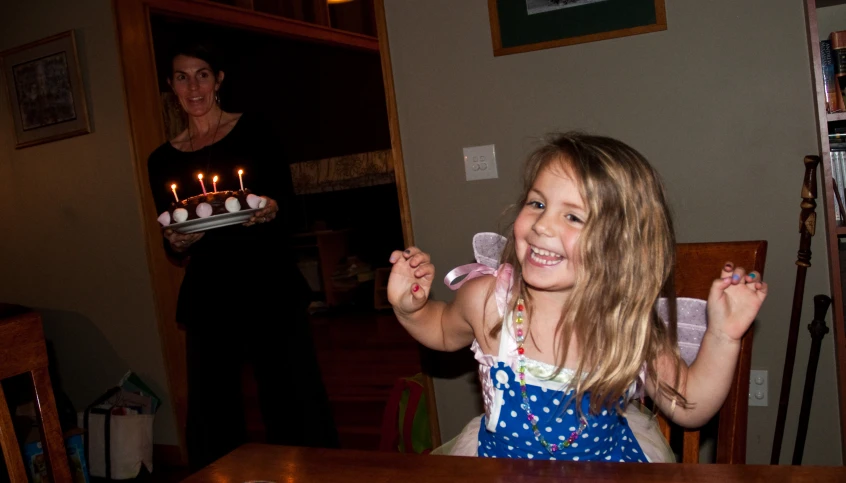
513,163,587,298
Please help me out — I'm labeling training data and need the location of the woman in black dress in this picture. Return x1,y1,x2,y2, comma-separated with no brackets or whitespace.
147,43,338,470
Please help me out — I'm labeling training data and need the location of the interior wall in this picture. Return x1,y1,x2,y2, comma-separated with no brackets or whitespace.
818,4,846,41
0,0,177,444
385,0,842,465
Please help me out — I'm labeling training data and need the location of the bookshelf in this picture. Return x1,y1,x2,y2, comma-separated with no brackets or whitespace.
804,0,846,462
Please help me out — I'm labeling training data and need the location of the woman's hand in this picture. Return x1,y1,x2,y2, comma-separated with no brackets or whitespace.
164,228,204,253
706,261,768,342
243,196,278,226
387,247,435,317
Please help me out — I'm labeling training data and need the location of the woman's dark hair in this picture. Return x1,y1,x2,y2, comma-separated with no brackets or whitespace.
169,42,223,78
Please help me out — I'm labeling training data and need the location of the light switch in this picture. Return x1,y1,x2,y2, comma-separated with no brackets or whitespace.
749,369,768,407
463,144,498,181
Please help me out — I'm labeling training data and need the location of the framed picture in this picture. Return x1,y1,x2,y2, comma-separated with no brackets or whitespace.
1,30,90,149
488,0,666,57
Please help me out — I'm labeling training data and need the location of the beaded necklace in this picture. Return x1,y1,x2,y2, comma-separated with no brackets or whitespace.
514,297,587,455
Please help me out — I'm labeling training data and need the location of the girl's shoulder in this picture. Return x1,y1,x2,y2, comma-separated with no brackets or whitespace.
454,274,503,340
444,231,514,319
454,273,498,302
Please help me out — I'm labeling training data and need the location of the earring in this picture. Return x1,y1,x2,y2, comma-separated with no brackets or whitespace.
215,92,220,105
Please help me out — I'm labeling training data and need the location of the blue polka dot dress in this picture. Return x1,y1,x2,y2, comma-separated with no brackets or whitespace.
472,313,648,462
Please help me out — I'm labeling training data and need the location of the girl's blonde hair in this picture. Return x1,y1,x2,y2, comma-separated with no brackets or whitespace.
494,131,684,415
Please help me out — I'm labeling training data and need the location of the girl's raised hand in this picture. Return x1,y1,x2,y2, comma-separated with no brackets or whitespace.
387,247,435,316
706,262,768,342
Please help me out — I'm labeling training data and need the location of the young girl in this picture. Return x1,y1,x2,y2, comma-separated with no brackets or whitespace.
387,132,767,462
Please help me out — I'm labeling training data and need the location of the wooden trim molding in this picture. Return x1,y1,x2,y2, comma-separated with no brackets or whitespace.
802,0,846,462
112,0,189,465
373,0,413,249
113,0,426,457
373,0,441,448
156,0,377,51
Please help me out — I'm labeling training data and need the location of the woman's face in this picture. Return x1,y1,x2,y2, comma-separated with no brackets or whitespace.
169,55,223,118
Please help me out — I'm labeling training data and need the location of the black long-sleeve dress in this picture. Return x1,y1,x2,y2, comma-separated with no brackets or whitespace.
147,112,338,469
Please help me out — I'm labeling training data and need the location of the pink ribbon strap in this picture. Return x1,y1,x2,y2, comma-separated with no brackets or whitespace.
443,232,513,316
444,263,497,290
444,263,513,317
443,232,508,289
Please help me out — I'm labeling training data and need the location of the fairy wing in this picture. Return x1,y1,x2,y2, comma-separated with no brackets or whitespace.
656,297,708,366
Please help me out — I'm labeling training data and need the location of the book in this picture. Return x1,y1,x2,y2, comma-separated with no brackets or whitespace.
822,40,839,112
832,151,845,221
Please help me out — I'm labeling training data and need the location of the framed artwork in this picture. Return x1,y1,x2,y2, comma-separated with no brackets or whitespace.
488,0,667,57
1,30,91,149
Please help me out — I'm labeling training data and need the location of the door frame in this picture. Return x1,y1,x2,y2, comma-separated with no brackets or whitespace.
112,0,437,461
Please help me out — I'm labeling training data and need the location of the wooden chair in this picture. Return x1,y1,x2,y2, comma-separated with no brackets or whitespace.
655,241,768,464
0,307,72,482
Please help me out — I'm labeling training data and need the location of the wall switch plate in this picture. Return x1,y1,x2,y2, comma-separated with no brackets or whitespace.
463,144,498,181
749,370,768,407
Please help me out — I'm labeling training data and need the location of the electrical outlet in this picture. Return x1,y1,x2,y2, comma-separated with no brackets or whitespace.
749,370,768,407
463,144,498,181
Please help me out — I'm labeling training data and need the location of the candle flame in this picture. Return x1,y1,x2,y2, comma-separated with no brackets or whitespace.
238,169,244,175
213,176,219,183
198,173,204,180
171,184,176,190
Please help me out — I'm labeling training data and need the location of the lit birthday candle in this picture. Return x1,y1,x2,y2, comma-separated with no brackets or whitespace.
212,175,218,192
198,173,207,195
237,169,244,191
171,184,179,202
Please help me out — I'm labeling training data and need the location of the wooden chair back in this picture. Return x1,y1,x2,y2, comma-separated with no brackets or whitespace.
655,241,767,464
0,307,72,482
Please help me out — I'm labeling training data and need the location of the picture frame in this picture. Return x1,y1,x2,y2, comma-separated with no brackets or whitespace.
1,30,91,149
488,0,667,57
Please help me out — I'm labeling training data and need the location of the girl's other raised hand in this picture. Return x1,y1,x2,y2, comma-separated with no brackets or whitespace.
387,247,435,316
707,261,768,342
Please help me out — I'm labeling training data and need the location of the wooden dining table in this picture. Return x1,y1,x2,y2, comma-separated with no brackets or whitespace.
181,443,845,482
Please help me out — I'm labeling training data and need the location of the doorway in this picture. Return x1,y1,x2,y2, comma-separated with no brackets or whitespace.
113,0,437,461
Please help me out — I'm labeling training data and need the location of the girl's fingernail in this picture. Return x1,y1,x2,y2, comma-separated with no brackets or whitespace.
723,277,732,283
732,274,740,282
389,255,396,263
724,263,733,270
749,273,757,279
412,284,420,293
404,249,411,254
